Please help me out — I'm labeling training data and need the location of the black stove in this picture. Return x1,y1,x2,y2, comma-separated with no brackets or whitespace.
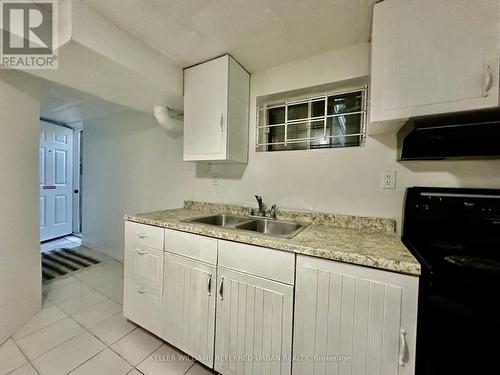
403,187,500,375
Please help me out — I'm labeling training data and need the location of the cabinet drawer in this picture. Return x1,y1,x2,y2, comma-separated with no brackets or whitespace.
218,240,295,285
123,278,162,336
125,221,164,250
164,229,217,265
124,243,163,291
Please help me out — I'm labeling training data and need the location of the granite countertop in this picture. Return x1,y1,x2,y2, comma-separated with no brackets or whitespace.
125,201,421,276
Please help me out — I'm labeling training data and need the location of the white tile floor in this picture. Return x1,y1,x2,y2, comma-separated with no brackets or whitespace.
1,247,215,375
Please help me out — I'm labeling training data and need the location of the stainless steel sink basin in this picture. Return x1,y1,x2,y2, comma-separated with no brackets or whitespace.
236,218,307,238
183,214,308,239
183,214,250,228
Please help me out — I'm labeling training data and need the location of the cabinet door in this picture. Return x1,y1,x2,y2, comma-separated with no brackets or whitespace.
371,0,500,123
215,268,293,375
184,55,229,161
162,252,216,368
293,256,418,375
123,278,162,336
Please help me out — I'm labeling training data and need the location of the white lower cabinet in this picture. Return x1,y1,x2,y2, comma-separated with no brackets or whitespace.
124,222,418,375
162,252,216,368
214,268,294,375
123,278,163,335
293,255,419,375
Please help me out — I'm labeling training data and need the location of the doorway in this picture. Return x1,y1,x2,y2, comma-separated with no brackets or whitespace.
39,120,81,242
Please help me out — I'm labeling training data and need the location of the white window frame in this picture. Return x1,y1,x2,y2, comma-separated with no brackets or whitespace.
256,86,368,151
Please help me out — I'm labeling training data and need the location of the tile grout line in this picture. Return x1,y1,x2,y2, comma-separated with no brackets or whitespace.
12,249,203,375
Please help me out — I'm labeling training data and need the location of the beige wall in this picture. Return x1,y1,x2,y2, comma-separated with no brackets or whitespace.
82,42,500,261
0,71,42,343
181,42,500,232
81,110,186,260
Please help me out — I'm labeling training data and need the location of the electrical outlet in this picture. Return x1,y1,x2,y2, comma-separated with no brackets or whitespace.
212,174,219,185
381,170,396,189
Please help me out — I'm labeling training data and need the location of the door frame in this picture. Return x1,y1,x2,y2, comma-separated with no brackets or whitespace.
72,125,82,235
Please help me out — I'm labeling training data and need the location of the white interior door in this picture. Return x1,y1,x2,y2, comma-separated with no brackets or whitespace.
40,121,73,241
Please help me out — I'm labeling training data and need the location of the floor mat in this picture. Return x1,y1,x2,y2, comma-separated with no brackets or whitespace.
41,248,101,282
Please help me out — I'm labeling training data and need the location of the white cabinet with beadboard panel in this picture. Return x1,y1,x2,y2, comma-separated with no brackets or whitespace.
162,252,217,368
214,268,294,375
123,278,163,335
183,54,249,162
123,221,165,336
370,0,500,126
124,221,164,290
293,255,418,375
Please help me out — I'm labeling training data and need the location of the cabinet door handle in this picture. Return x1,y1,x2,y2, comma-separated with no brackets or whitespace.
219,113,224,133
136,287,147,294
136,249,147,255
399,329,408,366
218,277,224,300
136,232,149,239
482,64,493,97
207,273,212,296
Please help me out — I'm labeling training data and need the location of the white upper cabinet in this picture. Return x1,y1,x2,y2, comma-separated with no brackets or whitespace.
370,0,500,125
183,55,249,162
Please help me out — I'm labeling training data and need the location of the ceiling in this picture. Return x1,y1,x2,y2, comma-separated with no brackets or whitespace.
80,0,376,72
39,79,129,126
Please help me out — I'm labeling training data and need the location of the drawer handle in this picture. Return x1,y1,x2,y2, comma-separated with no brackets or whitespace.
218,277,224,300
136,287,148,294
219,113,224,133
136,232,149,239
136,249,148,255
207,274,212,296
399,329,408,367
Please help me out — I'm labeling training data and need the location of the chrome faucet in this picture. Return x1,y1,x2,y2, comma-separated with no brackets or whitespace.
269,204,278,220
255,195,265,216
253,196,278,219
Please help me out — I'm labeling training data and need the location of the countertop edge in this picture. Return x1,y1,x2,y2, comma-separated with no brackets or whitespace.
124,213,421,277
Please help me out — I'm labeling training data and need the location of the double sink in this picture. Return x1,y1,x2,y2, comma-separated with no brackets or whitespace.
183,213,308,239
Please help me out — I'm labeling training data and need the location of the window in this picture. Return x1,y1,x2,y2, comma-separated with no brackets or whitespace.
256,87,367,152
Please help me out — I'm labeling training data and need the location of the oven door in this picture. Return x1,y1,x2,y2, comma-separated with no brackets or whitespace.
417,285,500,375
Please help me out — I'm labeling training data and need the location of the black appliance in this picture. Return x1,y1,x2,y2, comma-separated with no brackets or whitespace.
402,187,500,374
397,108,500,160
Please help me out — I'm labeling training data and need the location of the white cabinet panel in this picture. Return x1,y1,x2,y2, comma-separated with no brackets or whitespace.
124,243,163,290
184,55,228,160
371,0,500,124
218,240,295,285
293,255,418,375
123,278,162,336
215,268,293,375
162,253,216,368
164,229,218,265
184,55,249,162
125,221,164,250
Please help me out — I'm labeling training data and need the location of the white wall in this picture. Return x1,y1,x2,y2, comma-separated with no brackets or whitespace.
182,42,500,232
82,42,500,261
0,71,42,343
81,109,186,260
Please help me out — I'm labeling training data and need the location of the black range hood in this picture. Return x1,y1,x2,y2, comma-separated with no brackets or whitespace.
397,108,500,160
